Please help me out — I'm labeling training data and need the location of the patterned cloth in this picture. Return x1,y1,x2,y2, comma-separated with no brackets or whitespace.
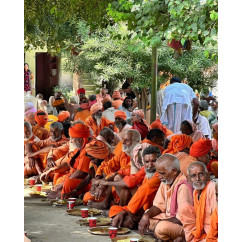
24,70,32,92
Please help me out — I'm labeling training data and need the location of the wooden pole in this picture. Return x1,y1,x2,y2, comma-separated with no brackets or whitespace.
150,46,157,123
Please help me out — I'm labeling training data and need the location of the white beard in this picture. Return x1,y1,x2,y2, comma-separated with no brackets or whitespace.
95,116,102,127
24,133,33,141
161,177,173,185
145,171,155,179
122,142,138,156
192,181,206,190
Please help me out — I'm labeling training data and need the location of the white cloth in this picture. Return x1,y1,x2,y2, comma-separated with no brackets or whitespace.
157,89,164,117
161,103,192,133
161,83,196,133
162,83,196,111
195,114,211,139
102,107,117,122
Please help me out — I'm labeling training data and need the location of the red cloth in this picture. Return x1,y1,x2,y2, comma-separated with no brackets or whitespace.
77,88,85,94
132,122,149,140
190,138,212,158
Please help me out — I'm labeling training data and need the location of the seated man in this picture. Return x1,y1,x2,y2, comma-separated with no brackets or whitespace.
109,146,162,228
84,129,141,208
61,139,111,199
114,111,132,139
189,138,212,167
206,179,218,242
40,121,91,199
138,154,194,241
163,134,197,175
178,161,217,242
51,91,68,114
25,122,69,177
32,110,50,140
57,111,71,138
85,102,115,137
74,100,91,123
131,109,149,140
150,118,173,138
131,128,165,174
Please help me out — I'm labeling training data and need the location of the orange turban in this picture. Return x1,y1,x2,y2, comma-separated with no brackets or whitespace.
58,111,70,122
112,91,121,99
114,111,126,120
90,102,103,115
102,96,112,105
85,140,109,159
163,134,193,155
35,110,48,127
69,123,90,138
190,138,212,158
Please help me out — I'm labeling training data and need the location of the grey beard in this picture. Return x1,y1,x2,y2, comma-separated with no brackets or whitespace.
115,122,124,130
192,181,206,190
123,142,140,156
95,115,102,127
145,171,155,179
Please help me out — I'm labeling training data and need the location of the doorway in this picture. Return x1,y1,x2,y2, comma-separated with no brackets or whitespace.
35,53,59,100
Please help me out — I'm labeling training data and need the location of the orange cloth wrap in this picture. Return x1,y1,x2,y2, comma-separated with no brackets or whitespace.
85,140,110,159
114,111,127,120
52,99,64,107
102,96,112,105
69,123,90,138
90,102,103,115
191,182,209,241
150,119,173,137
163,134,192,155
58,111,70,122
190,138,212,158
34,110,48,127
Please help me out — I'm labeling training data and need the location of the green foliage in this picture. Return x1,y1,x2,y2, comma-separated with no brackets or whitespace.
107,0,218,47
24,0,113,54
53,85,74,101
62,23,217,93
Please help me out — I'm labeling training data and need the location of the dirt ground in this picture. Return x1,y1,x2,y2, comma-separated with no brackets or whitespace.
24,196,140,242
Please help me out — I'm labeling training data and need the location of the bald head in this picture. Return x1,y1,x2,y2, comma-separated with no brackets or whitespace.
156,154,180,172
155,154,180,185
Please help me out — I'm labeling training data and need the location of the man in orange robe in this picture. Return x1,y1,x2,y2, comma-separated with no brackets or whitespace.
74,102,91,122
178,161,217,242
163,134,197,175
85,102,115,137
189,138,213,167
108,146,162,228
206,180,218,241
25,122,69,177
61,139,111,199
32,110,50,140
138,154,194,241
114,111,132,139
150,118,173,138
40,121,91,199
84,129,141,208
131,128,165,174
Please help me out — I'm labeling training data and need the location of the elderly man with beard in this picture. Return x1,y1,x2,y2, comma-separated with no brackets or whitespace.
178,161,217,242
109,146,162,228
86,129,141,209
138,154,194,242
40,122,91,199
24,122,69,177
85,102,115,137
114,111,132,139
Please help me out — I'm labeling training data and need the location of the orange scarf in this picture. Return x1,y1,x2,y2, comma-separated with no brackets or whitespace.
192,182,209,241
141,138,164,153
34,110,48,127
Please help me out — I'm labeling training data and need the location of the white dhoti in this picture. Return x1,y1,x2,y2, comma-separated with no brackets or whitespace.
161,103,192,133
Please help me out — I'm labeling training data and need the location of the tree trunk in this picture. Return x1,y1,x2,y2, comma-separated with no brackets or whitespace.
150,46,158,123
